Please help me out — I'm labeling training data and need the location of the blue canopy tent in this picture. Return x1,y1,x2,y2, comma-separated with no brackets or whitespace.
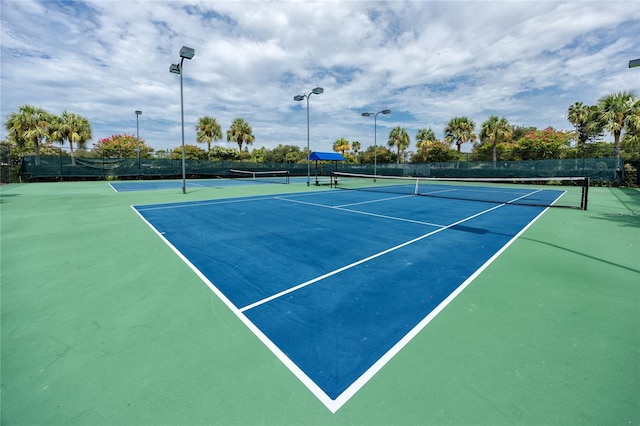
308,151,345,185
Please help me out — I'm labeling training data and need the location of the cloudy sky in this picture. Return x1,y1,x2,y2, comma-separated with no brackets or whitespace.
1,1,639,154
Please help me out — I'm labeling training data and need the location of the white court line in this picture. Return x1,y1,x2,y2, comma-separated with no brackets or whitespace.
135,194,276,211
420,188,459,195
507,188,543,203
330,203,554,412
274,196,446,227
337,206,445,227
337,193,415,207
135,190,346,212
131,203,349,414
239,202,505,313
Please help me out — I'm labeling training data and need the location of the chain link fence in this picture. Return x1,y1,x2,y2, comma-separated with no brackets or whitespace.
14,155,631,186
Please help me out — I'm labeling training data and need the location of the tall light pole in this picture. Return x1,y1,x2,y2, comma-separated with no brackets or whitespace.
361,109,391,178
170,45,195,194
294,87,324,186
135,110,142,176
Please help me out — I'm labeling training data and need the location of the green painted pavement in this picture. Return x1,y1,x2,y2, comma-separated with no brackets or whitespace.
1,181,638,425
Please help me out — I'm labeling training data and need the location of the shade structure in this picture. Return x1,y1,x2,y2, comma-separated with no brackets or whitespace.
308,152,346,161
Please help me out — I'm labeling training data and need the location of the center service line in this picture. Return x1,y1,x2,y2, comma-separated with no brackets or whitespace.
239,202,506,313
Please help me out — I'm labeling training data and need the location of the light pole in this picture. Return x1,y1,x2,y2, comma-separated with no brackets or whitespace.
294,87,324,186
170,45,195,194
361,109,391,178
135,110,142,176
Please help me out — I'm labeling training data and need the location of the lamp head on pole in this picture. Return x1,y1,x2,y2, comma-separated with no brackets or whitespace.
169,64,181,74
311,87,324,95
135,110,142,116
361,112,372,117
381,109,391,115
293,95,305,101
179,46,195,60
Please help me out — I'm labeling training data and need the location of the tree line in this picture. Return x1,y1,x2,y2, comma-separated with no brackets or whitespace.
3,91,638,167
330,91,639,168
3,105,92,166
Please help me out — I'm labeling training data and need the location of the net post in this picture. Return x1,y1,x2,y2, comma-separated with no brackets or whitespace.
581,177,590,210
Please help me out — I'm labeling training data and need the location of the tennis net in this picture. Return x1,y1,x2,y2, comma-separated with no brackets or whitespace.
331,172,589,210
229,168,290,184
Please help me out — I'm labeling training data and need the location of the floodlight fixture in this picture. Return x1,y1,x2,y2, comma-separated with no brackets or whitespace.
180,46,195,60
170,46,195,194
293,87,325,186
629,58,640,68
361,109,391,178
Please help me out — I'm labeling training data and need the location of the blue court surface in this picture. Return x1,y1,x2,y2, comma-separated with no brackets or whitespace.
133,188,552,412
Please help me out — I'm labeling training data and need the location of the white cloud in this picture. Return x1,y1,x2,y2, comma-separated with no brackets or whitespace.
1,0,638,153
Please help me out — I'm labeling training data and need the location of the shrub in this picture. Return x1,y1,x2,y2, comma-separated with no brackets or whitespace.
622,163,638,188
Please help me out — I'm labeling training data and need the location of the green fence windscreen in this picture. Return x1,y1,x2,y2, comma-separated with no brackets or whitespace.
20,156,620,183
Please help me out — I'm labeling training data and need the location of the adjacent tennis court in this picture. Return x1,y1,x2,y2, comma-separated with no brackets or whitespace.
110,169,298,192
134,182,570,411
1,179,638,425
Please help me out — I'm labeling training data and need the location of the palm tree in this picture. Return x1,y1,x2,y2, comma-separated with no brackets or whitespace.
415,128,438,162
444,116,476,153
567,102,590,144
479,116,513,163
333,138,350,154
50,111,92,166
595,91,637,169
622,98,640,153
4,105,51,166
195,116,222,157
351,140,361,163
47,114,65,152
226,118,255,152
351,140,361,155
387,126,410,163
567,102,602,148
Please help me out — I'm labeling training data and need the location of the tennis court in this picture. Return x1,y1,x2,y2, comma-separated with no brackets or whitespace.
110,170,297,192
1,179,638,424
134,183,561,412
